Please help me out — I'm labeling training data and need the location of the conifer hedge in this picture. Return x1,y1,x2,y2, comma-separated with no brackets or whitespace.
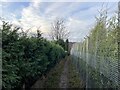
1,21,66,89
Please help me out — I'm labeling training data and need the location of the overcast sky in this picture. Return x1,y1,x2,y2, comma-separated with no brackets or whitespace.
1,0,118,42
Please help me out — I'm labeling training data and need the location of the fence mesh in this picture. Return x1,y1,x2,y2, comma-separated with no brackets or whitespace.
70,2,120,88
71,41,119,88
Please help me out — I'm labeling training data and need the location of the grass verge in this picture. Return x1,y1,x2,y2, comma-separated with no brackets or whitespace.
68,56,84,88
43,57,66,88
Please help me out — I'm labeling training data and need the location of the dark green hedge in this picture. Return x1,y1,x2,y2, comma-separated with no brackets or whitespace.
2,21,65,89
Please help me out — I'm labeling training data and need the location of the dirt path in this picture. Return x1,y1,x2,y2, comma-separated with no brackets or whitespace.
59,57,68,88
31,56,84,88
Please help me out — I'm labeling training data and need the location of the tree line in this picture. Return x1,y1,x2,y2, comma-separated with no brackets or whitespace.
79,8,119,60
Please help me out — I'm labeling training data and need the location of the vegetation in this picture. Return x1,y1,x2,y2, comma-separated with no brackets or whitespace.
32,56,84,88
55,38,69,52
2,21,66,89
50,18,70,54
43,57,66,88
87,12,118,60
71,8,119,88
68,57,84,88
50,18,69,41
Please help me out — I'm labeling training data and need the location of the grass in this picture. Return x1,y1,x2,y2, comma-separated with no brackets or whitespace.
32,56,85,88
68,56,84,88
43,57,66,88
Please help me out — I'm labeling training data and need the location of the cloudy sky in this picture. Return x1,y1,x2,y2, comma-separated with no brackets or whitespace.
1,0,118,42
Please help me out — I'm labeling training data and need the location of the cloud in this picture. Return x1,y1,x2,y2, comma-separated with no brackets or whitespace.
66,17,92,42
1,0,119,2
18,2,90,41
19,2,51,36
2,1,118,42
44,2,84,18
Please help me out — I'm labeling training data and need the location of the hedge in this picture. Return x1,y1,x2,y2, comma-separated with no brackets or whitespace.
2,21,66,89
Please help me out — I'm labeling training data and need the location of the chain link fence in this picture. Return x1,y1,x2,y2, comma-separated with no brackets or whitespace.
71,40,119,88
70,2,120,88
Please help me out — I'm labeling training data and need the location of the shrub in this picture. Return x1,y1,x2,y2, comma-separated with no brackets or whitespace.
2,21,65,89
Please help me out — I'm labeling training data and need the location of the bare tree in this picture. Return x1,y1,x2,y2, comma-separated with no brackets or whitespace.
50,18,69,41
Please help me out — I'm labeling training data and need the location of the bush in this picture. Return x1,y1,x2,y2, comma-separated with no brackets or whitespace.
2,21,65,89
